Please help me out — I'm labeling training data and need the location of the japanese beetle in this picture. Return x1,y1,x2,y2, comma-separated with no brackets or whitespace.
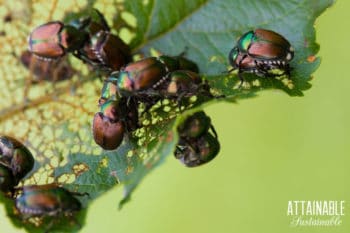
29,9,131,71
69,8,131,71
115,57,168,96
0,136,34,183
15,184,82,226
20,50,75,82
159,70,211,99
28,21,87,60
111,56,200,97
87,30,131,71
177,111,211,138
99,75,160,116
174,132,220,167
235,29,294,60
229,28,294,83
71,9,131,72
0,165,16,194
92,98,139,150
93,100,125,150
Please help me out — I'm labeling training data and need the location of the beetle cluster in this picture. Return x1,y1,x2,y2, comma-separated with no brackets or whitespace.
28,8,295,169
92,55,213,150
28,9,131,72
28,8,218,167
175,111,220,167
1,5,298,232
0,136,84,231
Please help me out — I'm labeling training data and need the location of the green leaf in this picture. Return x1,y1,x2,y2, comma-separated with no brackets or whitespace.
126,0,329,95
0,0,334,232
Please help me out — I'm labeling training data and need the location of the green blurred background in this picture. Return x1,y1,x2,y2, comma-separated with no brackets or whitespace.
1,0,350,232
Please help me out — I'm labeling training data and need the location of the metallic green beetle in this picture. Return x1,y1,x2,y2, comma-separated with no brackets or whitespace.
235,29,294,61
92,98,139,150
113,56,199,96
92,100,125,150
28,21,87,60
229,28,294,84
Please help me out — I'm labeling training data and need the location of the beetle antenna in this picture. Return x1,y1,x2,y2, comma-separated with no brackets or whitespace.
70,191,90,198
210,125,218,139
226,68,236,73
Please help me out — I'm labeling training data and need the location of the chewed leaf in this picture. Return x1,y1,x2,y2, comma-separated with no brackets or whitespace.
126,0,331,95
0,0,334,232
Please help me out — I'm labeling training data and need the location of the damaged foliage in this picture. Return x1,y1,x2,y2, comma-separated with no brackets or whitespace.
0,0,334,232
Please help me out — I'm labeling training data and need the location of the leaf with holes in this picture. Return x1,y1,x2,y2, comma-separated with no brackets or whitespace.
0,0,334,232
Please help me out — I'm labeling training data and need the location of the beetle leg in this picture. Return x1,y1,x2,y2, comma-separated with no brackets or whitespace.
237,54,248,87
254,61,275,78
209,124,218,139
272,62,292,79
176,93,187,112
0,160,10,168
237,70,245,88
72,51,110,72
226,67,236,73
123,97,140,130
71,51,90,65
139,96,159,116
92,8,110,31
199,86,215,99
44,219,54,233
254,60,269,72
284,64,292,79
213,93,226,99
193,79,213,99
175,144,186,153
70,191,90,198
70,215,82,229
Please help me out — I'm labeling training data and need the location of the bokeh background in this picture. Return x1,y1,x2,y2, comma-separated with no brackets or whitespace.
1,0,349,233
